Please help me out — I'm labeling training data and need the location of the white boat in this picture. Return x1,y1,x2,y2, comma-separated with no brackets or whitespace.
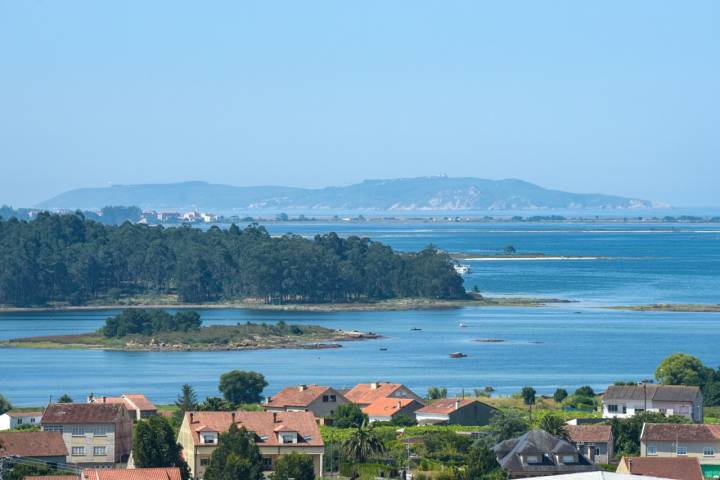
459,322,468,328
454,264,470,275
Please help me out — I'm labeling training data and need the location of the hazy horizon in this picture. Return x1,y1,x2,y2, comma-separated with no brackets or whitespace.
1,1,718,207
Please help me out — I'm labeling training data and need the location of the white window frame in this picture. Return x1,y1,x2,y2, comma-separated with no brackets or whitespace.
71,426,85,437
647,445,657,456
561,455,575,464
93,446,106,456
526,455,540,464
71,447,85,456
677,446,688,456
704,447,715,457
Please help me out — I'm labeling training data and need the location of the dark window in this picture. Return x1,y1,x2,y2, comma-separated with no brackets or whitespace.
322,395,329,402
262,457,273,471
200,459,210,466
330,395,337,402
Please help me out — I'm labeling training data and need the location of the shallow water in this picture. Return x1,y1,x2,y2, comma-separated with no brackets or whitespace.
1,221,719,405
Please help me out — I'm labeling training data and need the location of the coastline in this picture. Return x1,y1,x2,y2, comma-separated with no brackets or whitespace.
0,296,572,314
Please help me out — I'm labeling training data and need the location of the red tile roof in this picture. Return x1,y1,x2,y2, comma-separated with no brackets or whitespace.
621,456,703,480
415,398,478,415
0,432,68,457
344,383,421,405
566,425,613,443
266,385,336,408
95,394,157,412
41,403,130,424
362,398,420,417
641,423,720,442
25,476,80,480
184,411,323,447
81,468,181,480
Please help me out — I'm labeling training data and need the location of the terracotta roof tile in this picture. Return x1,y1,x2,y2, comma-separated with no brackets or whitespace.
620,457,703,480
25,476,80,480
81,468,182,480
641,423,720,442
566,425,613,443
416,398,481,415
362,398,420,417
344,383,422,405
266,385,338,408
95,394,157,412
5,411,43,417
185,411,323,447
41,403,130,424
0,432,67,457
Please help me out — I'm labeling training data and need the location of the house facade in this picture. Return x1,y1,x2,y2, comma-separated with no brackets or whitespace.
0,431,68,463
493,429,598,478
640,423,720,478
264,385,349,419
177,411,324,480
602,385,703,423
87,393,158,420
565,425,614,464
343,382,424,408
363,398,424,423
0,411,43,431
414,398,497,426
41,403,133,466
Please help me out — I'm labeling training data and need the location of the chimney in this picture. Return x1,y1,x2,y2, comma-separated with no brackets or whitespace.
298,385,306,392
397,400,401,409
371,382,378,390
189,412,194,424
101,396,107,403
455,399,460,410
273,412,279,423
231,412,236,423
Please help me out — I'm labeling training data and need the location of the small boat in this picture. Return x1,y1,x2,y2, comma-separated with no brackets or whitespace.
410,327,422,331
449,352,467,358
379,347,388,351
459,322,468,328
454,264,471,275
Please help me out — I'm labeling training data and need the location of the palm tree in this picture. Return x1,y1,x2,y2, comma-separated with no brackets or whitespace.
539,413,570,440
341,421,387,464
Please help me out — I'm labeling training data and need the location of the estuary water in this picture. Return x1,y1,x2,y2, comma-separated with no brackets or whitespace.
1,221,719,405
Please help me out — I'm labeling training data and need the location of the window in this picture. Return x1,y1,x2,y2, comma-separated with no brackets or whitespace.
526,455,540,464
93,447,106,456
200,459,210,467
562,455,575,464
44,424,63,433
595,447,601,456
30,418,35,423
71,426,85,437
704,447,715,457
648,446,657,456
71,447,85,456
93,426,108,437
322,395,329,402
330,395,337,402
202,434,217,444
607,405,618,413
17,419,23,425
677,446,688,456
261,457,273,471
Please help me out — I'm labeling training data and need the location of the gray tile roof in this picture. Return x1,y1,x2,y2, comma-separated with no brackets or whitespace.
603,385,699,402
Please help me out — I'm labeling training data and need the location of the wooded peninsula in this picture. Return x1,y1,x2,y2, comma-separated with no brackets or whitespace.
0,213,466,307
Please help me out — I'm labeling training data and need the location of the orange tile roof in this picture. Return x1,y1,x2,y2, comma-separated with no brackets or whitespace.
0,432,68,457
25,476,80,480
362,398,419,417
415,398,477,415
96,394,157,412
566,425,612,443
344,383,421,405
266,385,335,408
185,411,323,447
81,468,181,480
621,457,703,480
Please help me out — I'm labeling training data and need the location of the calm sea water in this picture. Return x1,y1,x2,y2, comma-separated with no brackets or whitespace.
1,221,719,405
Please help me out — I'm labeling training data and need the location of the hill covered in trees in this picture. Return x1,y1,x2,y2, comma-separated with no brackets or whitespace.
0,212,466,307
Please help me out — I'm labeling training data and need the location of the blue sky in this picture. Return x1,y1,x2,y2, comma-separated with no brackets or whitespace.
1,1,718,207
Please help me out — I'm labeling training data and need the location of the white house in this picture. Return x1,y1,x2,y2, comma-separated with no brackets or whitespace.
0,411,43,431
602,385,703,423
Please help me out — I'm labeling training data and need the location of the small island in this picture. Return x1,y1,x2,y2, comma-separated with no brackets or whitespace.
0,309,381,351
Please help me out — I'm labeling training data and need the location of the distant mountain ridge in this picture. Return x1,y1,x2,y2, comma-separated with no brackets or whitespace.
37,177,663,211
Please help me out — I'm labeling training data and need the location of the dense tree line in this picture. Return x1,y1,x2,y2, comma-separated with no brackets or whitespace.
0,212,466,306
102,309,202,337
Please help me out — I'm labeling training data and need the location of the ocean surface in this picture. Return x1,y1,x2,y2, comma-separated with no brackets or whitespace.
1,221,719,405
